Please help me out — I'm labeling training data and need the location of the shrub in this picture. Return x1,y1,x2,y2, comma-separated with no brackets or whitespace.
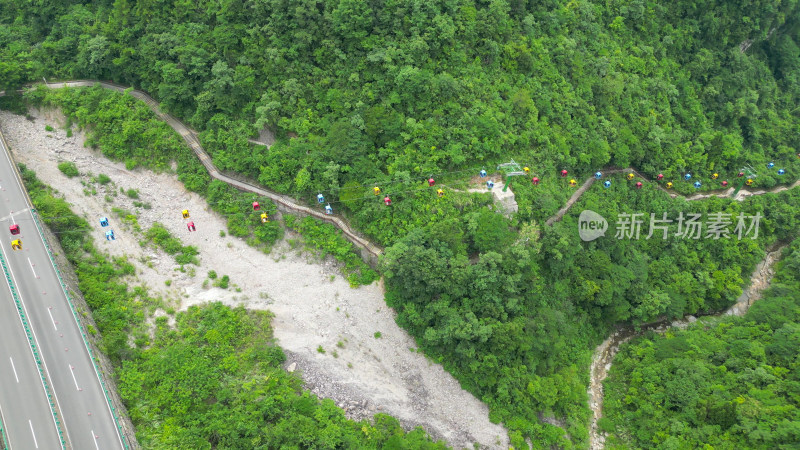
144,223,198,265
57,161,79,177
283,214,379,287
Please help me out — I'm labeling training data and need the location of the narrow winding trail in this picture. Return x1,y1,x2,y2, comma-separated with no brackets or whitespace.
16,81,800,261
36,81,384,265
19,81,800,449
546,167,800,226
27,81,800,256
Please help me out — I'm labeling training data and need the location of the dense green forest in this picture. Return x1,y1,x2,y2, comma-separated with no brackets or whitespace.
3,0,800,447
602,239,800,448
3,1,800,240
33,85,800,448
20,165,446,449
383,178,800,446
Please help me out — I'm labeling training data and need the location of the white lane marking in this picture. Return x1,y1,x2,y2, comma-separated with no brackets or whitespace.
29,419,39,448
28,257,38,278
0,135,27,199
0,208,28,223
9,357,19,382
16,208,125,449
0,239,69,448
47,307,58,331
69,365,81,391
3,136,122,447
92,430,100,450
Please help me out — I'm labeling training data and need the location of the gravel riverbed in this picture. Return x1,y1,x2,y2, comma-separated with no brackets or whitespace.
0,108,509,449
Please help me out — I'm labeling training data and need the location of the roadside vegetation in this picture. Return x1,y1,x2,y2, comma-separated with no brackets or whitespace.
3,0,800,446
284,214,379,287
21,164,446,448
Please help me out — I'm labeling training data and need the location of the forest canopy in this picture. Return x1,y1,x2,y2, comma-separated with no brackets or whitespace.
3,0,800,448
602,239,800,448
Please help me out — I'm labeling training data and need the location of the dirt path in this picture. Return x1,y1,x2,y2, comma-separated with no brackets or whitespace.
18,81,800,449
36,80,383,265
26,81,800,253
586,244,787,449
0,109,509,449
545,167,800,226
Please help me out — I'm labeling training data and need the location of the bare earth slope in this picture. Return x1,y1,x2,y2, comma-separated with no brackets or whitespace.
0,109,509,449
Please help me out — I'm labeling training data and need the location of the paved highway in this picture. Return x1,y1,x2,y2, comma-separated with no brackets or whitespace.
0,131,125,449
0,255,63,449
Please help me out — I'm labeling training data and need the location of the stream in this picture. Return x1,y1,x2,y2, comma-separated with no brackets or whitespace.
586,245,786,449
